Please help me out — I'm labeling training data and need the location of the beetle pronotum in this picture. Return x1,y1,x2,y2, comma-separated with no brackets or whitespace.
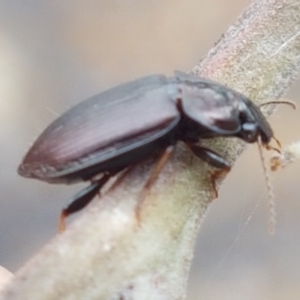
18,72,284,231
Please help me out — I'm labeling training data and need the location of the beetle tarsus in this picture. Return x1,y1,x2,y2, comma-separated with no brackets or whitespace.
58,174,111,232
186,143,231,198
264,143,281,154
59,211,67,233
210,167,231,199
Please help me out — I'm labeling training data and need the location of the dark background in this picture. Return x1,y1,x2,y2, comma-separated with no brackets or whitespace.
1,1,300,299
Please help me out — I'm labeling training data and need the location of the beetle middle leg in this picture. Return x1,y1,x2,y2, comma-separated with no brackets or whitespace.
136,145,175,221
187,143,231,198
59,173,112,232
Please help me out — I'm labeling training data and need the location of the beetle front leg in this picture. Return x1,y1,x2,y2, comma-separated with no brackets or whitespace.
59,173,112,232
209,168,231,198
186,143,231,198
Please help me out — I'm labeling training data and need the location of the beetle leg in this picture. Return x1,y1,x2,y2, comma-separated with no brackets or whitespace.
272,136,281,149
262,136,281,154
107,167,134,192
136,145,175,220
144,145,175,189
264,143,281,154
59,173,111,232
209,169,231,198
187,144,231,198
187,144,230,169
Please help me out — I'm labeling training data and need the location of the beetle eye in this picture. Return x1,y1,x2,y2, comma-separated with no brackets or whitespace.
240,123,259,143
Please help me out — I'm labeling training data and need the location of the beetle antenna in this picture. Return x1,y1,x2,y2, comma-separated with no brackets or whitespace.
257,137,276,235
259,99,296,110
260,98,295,154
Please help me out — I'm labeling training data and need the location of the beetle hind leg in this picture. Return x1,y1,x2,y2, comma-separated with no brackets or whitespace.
187,143,231,198
59,173,111,232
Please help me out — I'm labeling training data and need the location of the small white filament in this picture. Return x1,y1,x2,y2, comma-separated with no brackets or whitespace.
257,137,276,235
45,106,60,117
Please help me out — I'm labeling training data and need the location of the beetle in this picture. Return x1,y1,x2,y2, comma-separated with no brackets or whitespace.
18,72,277,231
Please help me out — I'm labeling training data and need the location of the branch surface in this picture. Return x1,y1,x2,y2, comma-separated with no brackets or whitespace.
2,1,300,299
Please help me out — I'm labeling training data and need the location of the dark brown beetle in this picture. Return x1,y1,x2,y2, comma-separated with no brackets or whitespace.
18,72,276,230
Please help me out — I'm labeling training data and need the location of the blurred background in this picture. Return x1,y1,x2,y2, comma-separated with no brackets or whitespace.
1,1,300,299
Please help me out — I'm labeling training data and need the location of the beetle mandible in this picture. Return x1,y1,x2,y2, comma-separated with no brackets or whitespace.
18,72,278,230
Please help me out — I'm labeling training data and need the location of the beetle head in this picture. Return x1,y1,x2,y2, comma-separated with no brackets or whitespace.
174,72,274,145
236,97,273,145
175,81,272,145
